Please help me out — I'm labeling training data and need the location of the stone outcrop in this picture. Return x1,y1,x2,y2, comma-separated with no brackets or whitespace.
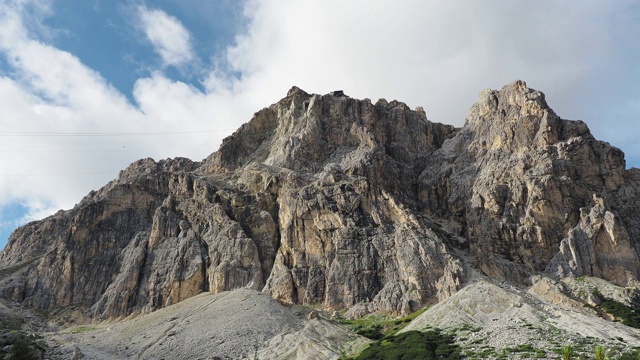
1,81,640,321
546,195,640,285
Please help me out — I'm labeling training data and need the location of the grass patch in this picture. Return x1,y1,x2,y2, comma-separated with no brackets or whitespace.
458,323,481,333
339,307,429,340
533,349,547,358
70,326,95,334
353,329,461,360
504,344,535,353
394,307,429,323
339,315,386,340
475,347,496,357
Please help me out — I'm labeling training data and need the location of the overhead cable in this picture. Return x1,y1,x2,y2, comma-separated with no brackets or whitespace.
0,129,234,137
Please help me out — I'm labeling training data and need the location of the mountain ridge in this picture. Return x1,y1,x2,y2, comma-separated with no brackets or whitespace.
1,80,639,327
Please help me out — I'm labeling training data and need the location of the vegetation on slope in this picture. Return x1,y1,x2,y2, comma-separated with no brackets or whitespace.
354,329,460,360
600,301,640,329
4,340,42,360
338,308,429,340
337,307,462,359
337,301,640,360
590,289,640,329
0,307,44,360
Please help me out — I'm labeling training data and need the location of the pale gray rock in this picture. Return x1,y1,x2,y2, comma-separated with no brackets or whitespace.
402,277,640,352
48,289,368,360
546,195,640,285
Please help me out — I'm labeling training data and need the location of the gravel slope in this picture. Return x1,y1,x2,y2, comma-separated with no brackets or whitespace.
46,289,368,360
402,276,640,358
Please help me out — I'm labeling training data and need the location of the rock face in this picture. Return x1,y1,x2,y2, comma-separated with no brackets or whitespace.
1,81,640,320
546,195,640,284
419,80,637,284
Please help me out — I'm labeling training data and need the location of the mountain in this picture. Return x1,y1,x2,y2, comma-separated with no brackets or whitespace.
2,80,640,359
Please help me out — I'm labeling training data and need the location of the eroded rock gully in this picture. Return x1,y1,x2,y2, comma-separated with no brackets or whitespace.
1,81,639,321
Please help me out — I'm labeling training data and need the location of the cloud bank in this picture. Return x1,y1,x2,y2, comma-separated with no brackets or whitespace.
138,6,194,68
0,0,639,245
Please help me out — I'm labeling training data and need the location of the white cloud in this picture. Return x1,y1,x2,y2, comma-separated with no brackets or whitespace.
206,0,640,162
0,0,238,226
221,1,637,123
1,0,640,246
137,6,194,68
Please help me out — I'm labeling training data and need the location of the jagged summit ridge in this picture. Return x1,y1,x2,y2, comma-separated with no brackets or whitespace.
204,84,456,176
1,81,639,322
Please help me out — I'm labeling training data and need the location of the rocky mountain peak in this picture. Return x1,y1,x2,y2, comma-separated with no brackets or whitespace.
1,82,640,324
420,80,633,284
203,85,456,187
464,80,558,154
286,85,309,97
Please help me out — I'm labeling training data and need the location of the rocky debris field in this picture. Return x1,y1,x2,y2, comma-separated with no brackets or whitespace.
402,274,640,359
45,289,368,360
1,275,640,359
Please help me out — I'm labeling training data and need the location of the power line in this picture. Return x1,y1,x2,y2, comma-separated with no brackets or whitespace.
0,144,211,153
0,149,144,153
0,129,235,137
3,171,119,177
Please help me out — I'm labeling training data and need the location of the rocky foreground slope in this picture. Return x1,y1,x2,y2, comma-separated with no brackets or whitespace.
2,80,640,324
45,289,369,359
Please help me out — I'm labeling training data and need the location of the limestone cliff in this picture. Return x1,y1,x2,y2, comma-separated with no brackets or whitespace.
0,81,639,321
419,80,638,285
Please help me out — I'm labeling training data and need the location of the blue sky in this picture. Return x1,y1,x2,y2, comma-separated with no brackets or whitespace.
1,0,640,251
39,1,245,101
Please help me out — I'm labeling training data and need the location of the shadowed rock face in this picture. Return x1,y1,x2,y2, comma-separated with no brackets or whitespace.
1,81,639,320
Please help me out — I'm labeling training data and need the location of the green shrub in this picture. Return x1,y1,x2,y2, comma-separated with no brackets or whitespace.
594,345,607,360
6,340,40,360
355,324,383,340
562,344,574,360
70,326,95,334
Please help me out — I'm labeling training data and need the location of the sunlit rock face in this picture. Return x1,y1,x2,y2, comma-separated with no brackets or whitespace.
420,80,635,285
1,81,639,321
